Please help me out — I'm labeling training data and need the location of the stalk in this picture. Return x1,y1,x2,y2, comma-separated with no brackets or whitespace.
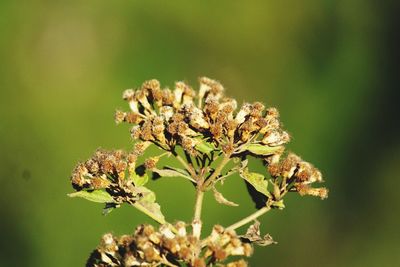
203,155,231,189
226,206,271,231
193,188,204,222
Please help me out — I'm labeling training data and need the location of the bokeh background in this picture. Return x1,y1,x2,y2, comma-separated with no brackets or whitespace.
1,1,399,266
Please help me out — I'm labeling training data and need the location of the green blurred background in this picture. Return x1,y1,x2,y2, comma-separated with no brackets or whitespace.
1,1,399,266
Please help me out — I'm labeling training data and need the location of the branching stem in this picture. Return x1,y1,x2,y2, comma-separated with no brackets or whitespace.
203,155,231,189
174,152,197,178
226,205,271,231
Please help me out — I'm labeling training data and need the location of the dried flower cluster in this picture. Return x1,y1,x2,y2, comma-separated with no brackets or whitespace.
115,77,289,158
87,223,252,267
69,145,166,222
69,77,328,266
267,153,328,199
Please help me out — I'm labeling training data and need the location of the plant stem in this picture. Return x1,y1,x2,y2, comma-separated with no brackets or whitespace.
226,205,271,231
174,152,197,178
203,155,231,189
193,188,204,222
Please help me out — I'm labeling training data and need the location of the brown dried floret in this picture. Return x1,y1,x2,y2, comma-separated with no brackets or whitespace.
140,120,155,141
133,142,150,156
268,162,281,177
204,97,219,119
122,89,135,101
125,112,143,124
193,258,206,267
210,124,223,139
91,177,110,189
181,136,197,155
250,102,265,118
114,110,126,124
71,163,90,189
235,103,252,124
161,89,174,105
262,129,290,146
227,259,248,267
85,159,100,174
130,125,141,139
296,184,329,199
281,153,300,175
142,79,160,91
146,81,163,105
144,157,158,170
203,77,224,95
222,143,234,154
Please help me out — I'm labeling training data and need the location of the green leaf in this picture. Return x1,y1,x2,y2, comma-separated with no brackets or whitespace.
68,190,114,203
242,143,284,156
195,138,215,154
153,167,195,182
212,187,239,207
131,172,149,187
133,187,166,224
239,167,271,198
138,186,156,202
165,165,191,176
